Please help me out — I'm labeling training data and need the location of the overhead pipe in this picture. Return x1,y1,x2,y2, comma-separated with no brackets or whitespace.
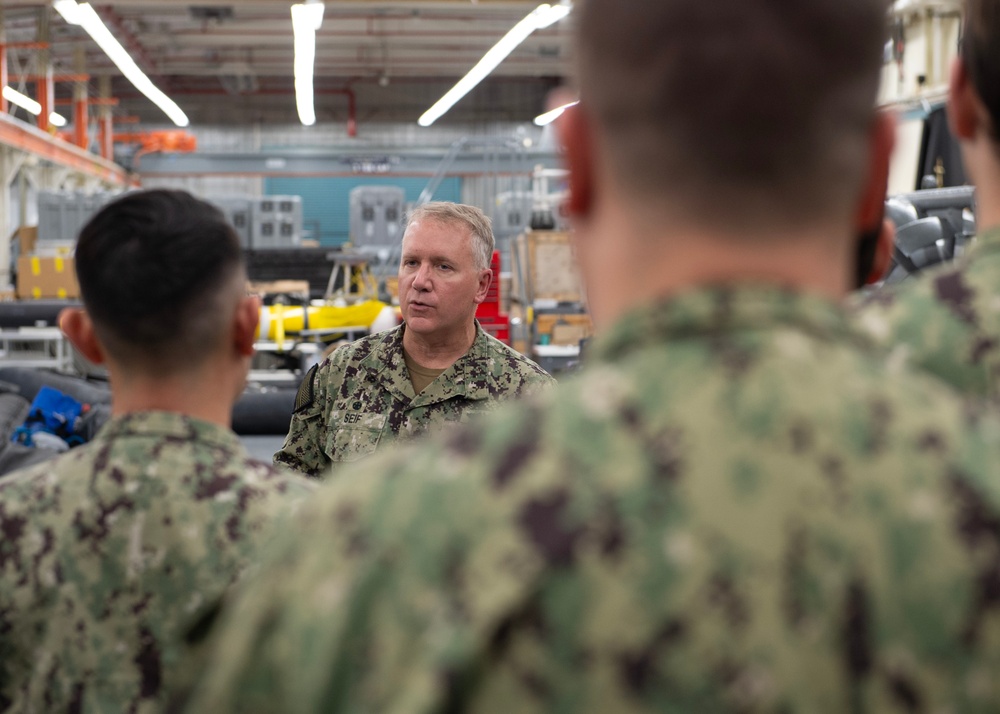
330,87,356,137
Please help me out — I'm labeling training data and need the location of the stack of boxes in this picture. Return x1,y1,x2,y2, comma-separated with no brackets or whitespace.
508,229,592,367
16,191,109,300
16,253,79,300
475,250,510,344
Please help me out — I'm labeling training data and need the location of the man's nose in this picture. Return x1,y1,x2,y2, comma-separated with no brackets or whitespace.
412,263,432,289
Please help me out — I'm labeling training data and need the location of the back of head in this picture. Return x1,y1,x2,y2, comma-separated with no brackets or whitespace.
576,0,887,231
405,202,495,270
962,0,1000,139
76,189,245,374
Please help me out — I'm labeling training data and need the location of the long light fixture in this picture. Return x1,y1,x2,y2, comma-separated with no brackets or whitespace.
418,2,572,127
52,0,189,127
2,86,67,127
534,99,578,126
291,0,325,126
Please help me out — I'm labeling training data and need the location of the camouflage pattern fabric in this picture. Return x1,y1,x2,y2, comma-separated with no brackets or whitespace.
184,285,1000,713
0,411,314,713
853,226,1000,399
274,321,555,477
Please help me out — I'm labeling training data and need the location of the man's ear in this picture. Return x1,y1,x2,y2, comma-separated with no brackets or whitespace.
948,55,980,141
233,295,260,358
866,218,896,286
473,269,493,305
855,110,896,236
59,307,105,365
557,101,595,219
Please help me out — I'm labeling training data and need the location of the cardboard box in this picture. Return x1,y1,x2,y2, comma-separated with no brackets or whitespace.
510,230,585,304
17,256,79,299
15,226,37,257
535,313,594,345
537,314,592,347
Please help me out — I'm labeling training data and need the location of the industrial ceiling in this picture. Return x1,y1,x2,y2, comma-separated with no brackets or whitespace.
0,1,574,127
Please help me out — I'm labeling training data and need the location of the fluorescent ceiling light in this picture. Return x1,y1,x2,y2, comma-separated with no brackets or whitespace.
291,1,325,127
52,0,189,127
52,0,83,24
534,99,578,126
418,2,572,127
3,86,68,127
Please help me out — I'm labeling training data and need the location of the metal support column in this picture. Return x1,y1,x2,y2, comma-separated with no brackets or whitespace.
36,7,52,133
97,76,112,161
0,6,7,116
0,145,27,288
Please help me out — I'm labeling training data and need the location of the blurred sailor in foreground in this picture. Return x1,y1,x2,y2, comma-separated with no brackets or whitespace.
181,1,1000,711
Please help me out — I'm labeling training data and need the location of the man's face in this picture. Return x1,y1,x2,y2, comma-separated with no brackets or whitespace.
398,218,490,341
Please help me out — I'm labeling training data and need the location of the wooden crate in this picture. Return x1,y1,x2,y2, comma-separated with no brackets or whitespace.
510,230,585,304
535,313,593,345
248,280,311,301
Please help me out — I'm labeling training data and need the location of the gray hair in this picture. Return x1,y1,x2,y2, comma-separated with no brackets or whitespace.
404,202,495,270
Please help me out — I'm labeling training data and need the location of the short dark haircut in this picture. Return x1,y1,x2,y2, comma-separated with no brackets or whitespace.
962,0,1000,140
75,189,245,372
576,0,888,231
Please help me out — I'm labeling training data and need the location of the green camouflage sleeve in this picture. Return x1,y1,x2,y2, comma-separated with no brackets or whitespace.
273,362,334,477
852,265,999,398
518,365,557,396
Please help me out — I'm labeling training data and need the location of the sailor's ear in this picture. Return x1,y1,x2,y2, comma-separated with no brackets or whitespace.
59,308,106,365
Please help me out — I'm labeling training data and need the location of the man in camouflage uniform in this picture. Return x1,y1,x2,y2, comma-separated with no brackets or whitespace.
0,190,313,712
275,201,554,477
854,0,1000,399
180,0,1000,711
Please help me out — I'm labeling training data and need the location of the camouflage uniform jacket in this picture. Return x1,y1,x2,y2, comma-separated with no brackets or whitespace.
853,226,1000,399
274,321,555,477
0,411,314,714
185,285,1000,714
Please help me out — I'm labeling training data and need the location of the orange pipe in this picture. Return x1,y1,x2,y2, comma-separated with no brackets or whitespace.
73,97,87,149
98,114,113,160
37,72,52,133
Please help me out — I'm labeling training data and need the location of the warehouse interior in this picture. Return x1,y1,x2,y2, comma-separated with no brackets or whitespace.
0,0,970,463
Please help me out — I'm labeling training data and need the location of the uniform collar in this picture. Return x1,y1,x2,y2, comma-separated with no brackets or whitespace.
360,322,495,405
96,411,242,450
591,284,870,362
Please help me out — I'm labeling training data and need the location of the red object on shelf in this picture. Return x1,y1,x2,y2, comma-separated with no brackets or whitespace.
476,250,510,343
477,311,511,345
476,301,501,318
